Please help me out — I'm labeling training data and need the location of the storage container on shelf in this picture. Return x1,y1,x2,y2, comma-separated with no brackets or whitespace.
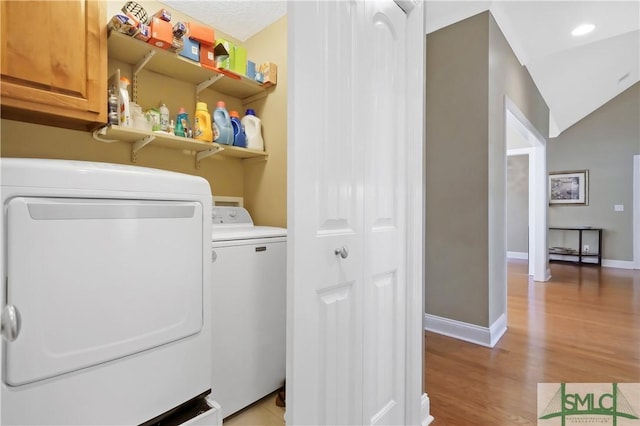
213,101,233,145
108,86,118,125
175,107,189,137
118,77,131,127
194,102,213,142
229,110,247,148
159,103,170,132
241,109,264,151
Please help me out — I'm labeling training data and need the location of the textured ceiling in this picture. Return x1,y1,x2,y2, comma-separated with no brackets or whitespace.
161,0,286,42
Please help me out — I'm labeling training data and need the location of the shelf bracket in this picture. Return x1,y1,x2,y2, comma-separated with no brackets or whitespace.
195,146,225,169
131,135,156,163
134,50,156,76
92,125,119,143
132,50,155,103
196,74,224,94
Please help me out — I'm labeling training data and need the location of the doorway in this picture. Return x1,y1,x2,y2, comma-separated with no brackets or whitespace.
505,98,550,282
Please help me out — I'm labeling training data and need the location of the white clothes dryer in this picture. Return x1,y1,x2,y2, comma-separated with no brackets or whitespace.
0,158,221,425
209,207,286,418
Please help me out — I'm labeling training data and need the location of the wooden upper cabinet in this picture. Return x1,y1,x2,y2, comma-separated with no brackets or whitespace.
1,1,107,131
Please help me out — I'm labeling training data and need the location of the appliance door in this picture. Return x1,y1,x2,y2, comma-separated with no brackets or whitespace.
210,237,286,417
4,197,204,386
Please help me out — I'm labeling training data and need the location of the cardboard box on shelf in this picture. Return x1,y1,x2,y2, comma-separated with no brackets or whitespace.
256,62,277,86
199,44,215,70
153,8,171,22
134,23,151,41
108,14,139,37
148,17,173,50
246,61,256,79
188,22,215,46
215,38,234,69
232,45,247,76
179,36,200,62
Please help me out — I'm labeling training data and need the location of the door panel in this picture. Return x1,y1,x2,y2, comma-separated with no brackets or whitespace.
5,198,203,386
369,8,401,229
288,1,364,424
316,0,360,235
363,1,407,425
317,281,358,424
288,0,407,424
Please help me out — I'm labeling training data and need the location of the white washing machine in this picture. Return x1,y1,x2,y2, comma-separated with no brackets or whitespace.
0,158,221,425
209,207,286,418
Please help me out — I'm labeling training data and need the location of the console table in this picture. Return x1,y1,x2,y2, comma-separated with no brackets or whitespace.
549,227,603,266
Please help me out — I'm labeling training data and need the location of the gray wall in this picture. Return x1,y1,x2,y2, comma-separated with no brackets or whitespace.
425,12,489,326
548,83,640,262
425,11,549,327
507,155,529,253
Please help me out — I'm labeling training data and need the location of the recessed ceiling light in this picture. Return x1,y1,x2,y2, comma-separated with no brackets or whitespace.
572,23,595,36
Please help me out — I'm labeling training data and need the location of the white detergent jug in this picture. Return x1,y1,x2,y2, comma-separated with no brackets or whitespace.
118,77,131,127
241,109,264,151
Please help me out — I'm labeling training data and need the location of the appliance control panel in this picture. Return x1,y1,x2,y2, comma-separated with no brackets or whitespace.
211,206,253,225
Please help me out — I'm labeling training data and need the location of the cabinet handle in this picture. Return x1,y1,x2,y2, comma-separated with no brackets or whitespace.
334,246,349,259
1,305,21,342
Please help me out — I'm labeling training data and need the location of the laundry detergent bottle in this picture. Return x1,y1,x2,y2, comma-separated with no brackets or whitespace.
241,109,264,151
213,101,233,145
118,77,131,127
194,102,213,142
175,107,189,137
229,110,247,148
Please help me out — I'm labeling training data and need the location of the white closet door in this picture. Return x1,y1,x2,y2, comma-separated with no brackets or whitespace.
362,1,407,425
288,1,364,424
288,0,409,424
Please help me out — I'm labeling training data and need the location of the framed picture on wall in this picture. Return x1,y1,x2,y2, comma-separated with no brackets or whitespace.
549,170,589,206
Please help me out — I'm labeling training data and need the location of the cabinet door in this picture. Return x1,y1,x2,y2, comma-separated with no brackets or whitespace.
0,0,106,130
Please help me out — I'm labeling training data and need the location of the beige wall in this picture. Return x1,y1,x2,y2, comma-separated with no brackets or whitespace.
548,83,640,261
1,4,287,228
242,16,287,228
0,118,245,196
425,11,548,327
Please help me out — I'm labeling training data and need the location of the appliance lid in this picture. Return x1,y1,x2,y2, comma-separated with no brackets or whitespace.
1,158,211,196
211,226,287,241
211,206,286,240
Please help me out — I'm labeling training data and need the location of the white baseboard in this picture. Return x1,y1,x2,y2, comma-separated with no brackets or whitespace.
424,313,507,348
507,251,528,260
602,259,636,270
489,313,507,347
421,393,434,426
550,256,635,270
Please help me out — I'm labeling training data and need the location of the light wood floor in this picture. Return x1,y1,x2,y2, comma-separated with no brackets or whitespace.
222,392,285,426
227,260,640,425
425,259,640,425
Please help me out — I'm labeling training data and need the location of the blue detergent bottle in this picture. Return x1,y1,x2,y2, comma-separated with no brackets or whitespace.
175,107,190,137
212,101,233,145
229,110,247,147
